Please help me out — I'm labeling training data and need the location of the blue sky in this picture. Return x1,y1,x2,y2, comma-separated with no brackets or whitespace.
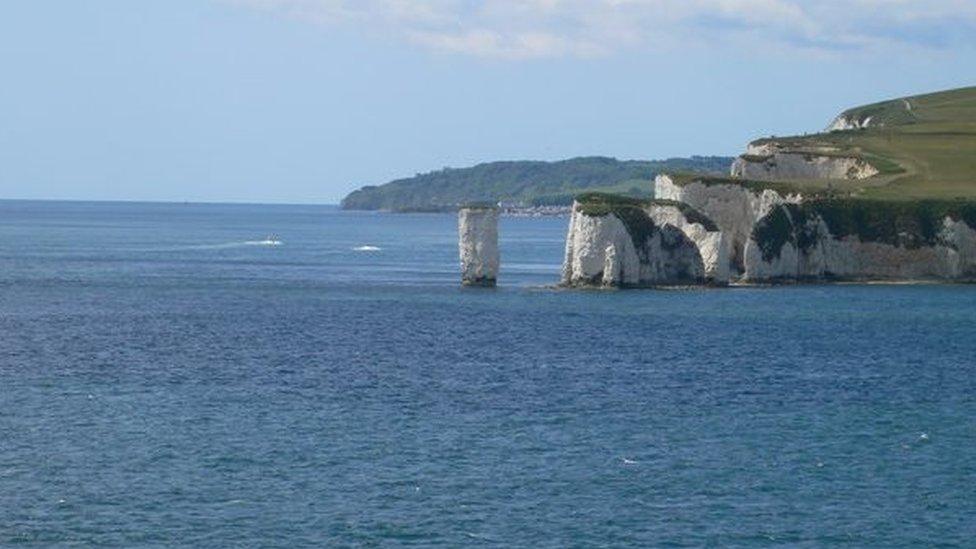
1,0,975,204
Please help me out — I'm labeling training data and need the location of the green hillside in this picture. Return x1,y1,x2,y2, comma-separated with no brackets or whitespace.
752,86,976,200
340,156,732,211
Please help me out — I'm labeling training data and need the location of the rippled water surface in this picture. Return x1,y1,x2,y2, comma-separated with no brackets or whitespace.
2,200,976,546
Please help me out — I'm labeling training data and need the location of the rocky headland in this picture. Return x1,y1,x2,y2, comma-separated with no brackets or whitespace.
561,86,976,287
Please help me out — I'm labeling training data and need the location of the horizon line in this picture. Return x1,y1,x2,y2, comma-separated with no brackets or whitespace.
0,197,342,207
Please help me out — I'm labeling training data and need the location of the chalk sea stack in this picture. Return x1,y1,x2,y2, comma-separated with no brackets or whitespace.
458,205,500,287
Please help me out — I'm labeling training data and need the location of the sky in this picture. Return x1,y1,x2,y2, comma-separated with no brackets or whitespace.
1,1,975,204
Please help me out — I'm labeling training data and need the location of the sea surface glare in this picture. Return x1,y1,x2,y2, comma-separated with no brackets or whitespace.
2,201,976,546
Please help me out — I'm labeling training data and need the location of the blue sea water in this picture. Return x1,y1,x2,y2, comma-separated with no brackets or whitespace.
2,200,976,547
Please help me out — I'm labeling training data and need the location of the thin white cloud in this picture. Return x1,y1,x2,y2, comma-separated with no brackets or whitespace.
407,29,608,60
226,0,976,59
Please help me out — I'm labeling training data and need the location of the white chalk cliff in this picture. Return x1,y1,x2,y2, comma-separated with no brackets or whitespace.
743,205,976,282
561,200,708,287
655,174,801,273
730,141,879,182
826,113,874,131
644,202,730,284
458,206,500,286
563,176,976,285
731,151,878,181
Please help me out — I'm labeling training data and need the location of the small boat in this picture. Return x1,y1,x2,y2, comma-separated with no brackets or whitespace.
263,234,282,246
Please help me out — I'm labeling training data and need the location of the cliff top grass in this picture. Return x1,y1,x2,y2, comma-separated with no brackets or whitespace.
666,172,822,197
575,192,659,251
574,192,722,251
749,85,976,200
575,191,649,215
749,147,869,161
575,192,718,231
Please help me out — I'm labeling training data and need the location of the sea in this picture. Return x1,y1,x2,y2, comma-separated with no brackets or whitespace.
2,200,975,547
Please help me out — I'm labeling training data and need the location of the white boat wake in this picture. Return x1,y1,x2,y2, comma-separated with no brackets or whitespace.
353,245,381,251
245,239,282,247
139,236,283,252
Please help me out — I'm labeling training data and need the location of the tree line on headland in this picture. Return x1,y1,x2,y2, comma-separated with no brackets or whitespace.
340,156,733,212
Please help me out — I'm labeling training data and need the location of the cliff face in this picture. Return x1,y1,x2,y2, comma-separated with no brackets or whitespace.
655,174,800,273
730,142,878,182
561,199,707,287
743,202,976,282
645,202,729,284
731,152,878,181
458,207,500,286
826,113,874,131
566,177,976,285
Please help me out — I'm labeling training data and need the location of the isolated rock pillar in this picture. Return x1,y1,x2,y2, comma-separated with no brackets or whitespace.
458,206,499,287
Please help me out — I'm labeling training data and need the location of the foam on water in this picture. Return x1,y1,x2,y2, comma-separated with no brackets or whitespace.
136,240,282,252
245,239,282,247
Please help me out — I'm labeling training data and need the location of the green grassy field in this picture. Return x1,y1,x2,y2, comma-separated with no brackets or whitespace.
751,86,976,200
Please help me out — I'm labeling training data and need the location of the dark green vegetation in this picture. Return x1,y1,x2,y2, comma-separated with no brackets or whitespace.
813,199,976,247
459,202,498,210
739,154,772,163
749,86,976,200
752,205,799,262
574,192,718,253
575,192,660,252
341,156,732,211
752,199,976,261
574,191,649,216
